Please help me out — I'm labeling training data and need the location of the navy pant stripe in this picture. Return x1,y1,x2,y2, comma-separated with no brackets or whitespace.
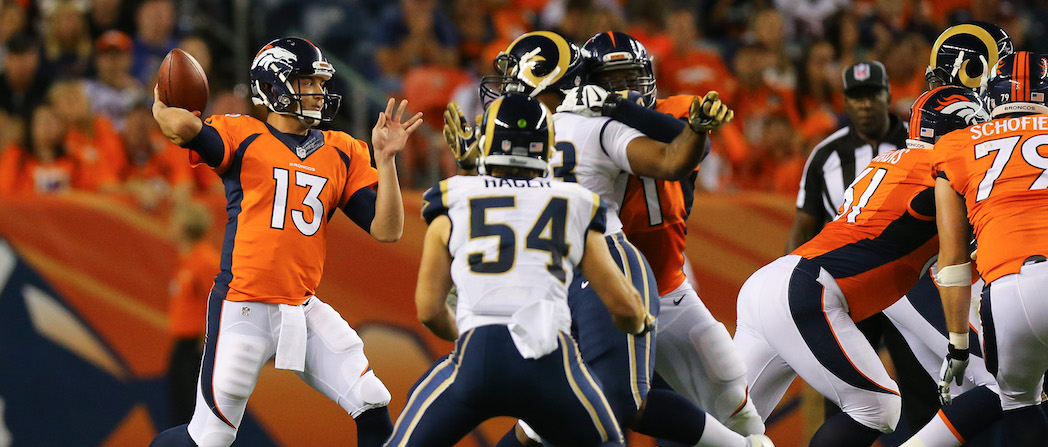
387,330,474,447
789,258,897,395
199,287,235,428
980,287,998,376
560,333,620,441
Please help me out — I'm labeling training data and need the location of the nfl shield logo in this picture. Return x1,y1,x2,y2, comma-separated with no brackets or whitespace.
502,140,512,151
854,64,871,81
242,306,251,317
296,147,307,158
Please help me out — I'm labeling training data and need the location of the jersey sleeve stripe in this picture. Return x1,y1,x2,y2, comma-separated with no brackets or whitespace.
421,180,450,224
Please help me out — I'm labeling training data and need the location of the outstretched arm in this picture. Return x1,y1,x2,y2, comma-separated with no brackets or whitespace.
152,86,202,146
369,98,424,242
624,92,732,180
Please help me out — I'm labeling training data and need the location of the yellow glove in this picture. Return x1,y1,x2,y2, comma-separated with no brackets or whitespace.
443,101,480,170
689,91,734,133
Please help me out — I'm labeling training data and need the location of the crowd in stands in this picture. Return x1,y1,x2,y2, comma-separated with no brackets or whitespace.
2,0,1046,200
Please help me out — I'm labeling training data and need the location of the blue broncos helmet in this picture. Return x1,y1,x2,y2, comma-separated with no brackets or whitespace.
582,31,657,108
985,51,1048,118
906,86,990,149
477,93,555,175
250,37,342,123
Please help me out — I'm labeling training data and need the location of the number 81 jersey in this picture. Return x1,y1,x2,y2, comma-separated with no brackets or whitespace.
422,175,606,333
194,114,379,305
792,147,938,322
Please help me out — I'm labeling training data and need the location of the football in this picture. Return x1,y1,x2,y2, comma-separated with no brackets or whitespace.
157,48,209,113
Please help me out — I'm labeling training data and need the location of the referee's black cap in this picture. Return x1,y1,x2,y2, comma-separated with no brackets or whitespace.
843,61,890,96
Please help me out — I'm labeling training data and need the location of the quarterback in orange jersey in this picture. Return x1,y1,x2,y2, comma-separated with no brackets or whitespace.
149,37,422,447
733,86,991,447
932,51,1048,446
581,31,764,437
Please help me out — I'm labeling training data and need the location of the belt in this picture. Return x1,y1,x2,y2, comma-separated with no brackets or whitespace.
1023,255,1047,265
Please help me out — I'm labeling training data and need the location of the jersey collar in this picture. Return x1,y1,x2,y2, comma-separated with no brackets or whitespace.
265,122,326,161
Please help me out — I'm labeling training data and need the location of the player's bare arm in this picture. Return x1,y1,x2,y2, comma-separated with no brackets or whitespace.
934,177,973,334
785,211,823,253
624,92,732,180
579,229,649,334
369,98,424,242
415,214,458,341
152,85,202,146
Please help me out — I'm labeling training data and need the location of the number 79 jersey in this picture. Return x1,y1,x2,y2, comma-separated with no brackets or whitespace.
194,114,379,305
792,147,939,321
421,175,607,334
933,114,1048,283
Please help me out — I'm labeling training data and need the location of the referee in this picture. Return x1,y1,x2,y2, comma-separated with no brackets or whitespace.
787,61,907,248
785,61,941,433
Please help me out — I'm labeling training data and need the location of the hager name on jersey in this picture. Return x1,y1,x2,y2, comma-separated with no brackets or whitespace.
484,178,553,188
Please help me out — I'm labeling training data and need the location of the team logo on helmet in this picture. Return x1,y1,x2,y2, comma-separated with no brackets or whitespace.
253,46,297,79
928,23,1011,91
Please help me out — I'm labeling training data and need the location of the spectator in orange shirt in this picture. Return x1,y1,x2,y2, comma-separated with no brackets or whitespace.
0,103,78,196
881,32,930,117
119,103,193,210
794,40,844,148
658,7,735,100
166,200,219,425
49,80,124,191
729,43,801,188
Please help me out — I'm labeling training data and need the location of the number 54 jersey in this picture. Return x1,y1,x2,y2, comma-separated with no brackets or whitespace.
421,175,607,337
193,114,379,305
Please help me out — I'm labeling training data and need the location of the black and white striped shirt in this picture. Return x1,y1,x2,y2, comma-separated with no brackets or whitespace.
795,114,908,222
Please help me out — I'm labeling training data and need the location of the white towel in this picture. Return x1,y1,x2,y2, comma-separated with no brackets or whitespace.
508,300,558,359
275,303,307,371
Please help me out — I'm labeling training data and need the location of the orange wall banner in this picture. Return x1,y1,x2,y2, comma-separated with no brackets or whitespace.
0,191,811,446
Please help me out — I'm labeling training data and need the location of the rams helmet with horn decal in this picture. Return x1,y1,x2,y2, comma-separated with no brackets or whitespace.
479,31,588,106
926,22,1013,92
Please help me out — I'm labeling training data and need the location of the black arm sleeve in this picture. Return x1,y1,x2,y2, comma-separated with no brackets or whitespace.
606,97,687,144
182,124,225,168
341,187,377,232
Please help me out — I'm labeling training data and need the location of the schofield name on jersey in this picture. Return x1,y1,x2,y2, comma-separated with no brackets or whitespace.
483,178,552,188
971,115,1048,139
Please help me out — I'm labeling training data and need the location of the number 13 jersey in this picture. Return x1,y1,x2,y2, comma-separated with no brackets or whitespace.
193,114,379,305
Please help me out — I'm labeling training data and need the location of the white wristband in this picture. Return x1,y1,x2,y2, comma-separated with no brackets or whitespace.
936,262,972,287
949,332,969,350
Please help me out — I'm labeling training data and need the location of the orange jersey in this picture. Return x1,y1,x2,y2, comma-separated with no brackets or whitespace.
169,240,220,338
793,148,939,321
195,114,379,305
0,144,80,195
933,114,1048,283
619,96,695,295
65,116,124,190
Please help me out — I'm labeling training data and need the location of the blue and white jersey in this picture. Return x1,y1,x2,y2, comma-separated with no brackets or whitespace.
422,174,607,357
550,113,645,235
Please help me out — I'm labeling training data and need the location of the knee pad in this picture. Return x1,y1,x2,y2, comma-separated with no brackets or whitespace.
691,322,746,383
307,300,363,353
212,333,268,402
690,322,749,418
346,371,392,417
